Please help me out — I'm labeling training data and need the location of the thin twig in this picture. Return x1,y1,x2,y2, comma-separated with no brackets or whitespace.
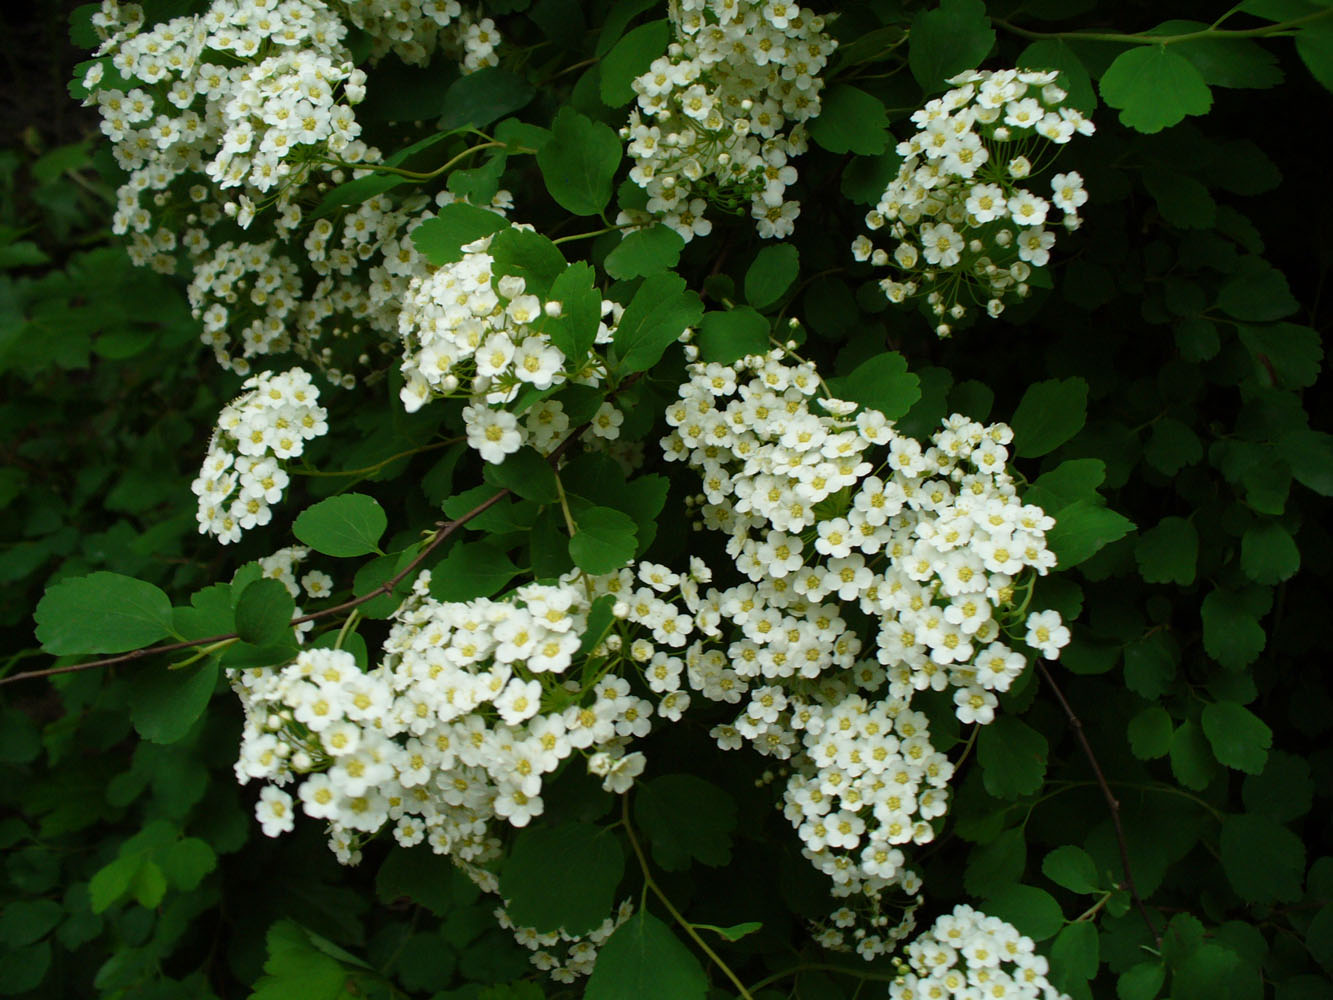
1036,662,1163,947
2,416,595,689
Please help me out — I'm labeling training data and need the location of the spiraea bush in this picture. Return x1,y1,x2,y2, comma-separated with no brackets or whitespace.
1,0,1331,998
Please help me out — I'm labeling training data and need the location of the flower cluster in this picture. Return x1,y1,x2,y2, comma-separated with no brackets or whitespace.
498,899,636,984
342,0,500,70
852,68,1094,335
233,571,659,862
191,368,329,543
889,905,1070,1000
621,0,837,241
397,225,616,462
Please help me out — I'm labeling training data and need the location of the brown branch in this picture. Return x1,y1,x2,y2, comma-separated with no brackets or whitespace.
1036,661,1163,947
2,410,606,690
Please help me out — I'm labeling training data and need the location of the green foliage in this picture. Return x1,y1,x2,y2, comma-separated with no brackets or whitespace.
825,351,922,419
537,108,622,216
808,85,890,155
499,822,625,935
603,225,684,279
744,244,799,310
293,494,388,557
611,273,704,373
909,0,995,91
584,912,707,1000
1100,46,1214,133
35,572,175,655
634,775,738,870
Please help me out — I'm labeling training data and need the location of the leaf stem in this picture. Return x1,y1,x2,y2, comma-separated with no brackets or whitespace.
994,7,1332,45
621,795,756,1000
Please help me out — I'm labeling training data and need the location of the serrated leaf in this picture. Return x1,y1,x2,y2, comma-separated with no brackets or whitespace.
1217,256,1298,321
585,911,707,1000
1169,718,1217,791
1142,169,1216,229
1043,845,1100,894
909,0,996,92
599,19,670,106
1024,459,1106,512
1050,921,1099,989
1046,499,1134,568
603,225,683,279
1117,962,1166,1000
635,774,738,871
536,107,621,216
826,351,922,419
1240,520,1300,584
429,541,520,602
1135,516,1197,585
983,884,1064,941
500,822,625,935
965,828,1026,897
293,494,387,558
1012,378,1088,458
1201,588,1266,671
1127,705,1174,760
488,226,569,298
35,571,174,655
234,578,296,647
545,261,602,362
1238,323,1323,389
1201,701,1272,774
160,837,217,891
809,84,890,155
1100,46,1213,133
0,899,62,948
978,717,1048,799
569,507,638,575
745,244,800,309
611,273,704,373
1296,18,1333,93
1242,750,1313,823
696,307,770,365
482,446,558,503
1019,40,1097,111
1220,813,1305,904
0,939,50,993
1144,418,1203,475
130,660,219,744
410,204,509,266
1123,632,1178,699
1149,20,1284,89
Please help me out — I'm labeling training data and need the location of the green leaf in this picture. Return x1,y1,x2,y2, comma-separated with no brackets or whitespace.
545,261,603,362
1242,750,1313,823
482,446,559,503
978,717,1049,799
1201,701,1272,775
696,307,770,365
1127,705,1174,760
293,494,387,558
612,273,704,373
1142,169,1216,229
704,921,763,942
131,859,167,908
0,899,62,948
1117,962,1166,1000
1217,256,1298,321
1240,521,1300,583
160,837,217,891
437,66,535,132
0,939,50,994
1201,589,1266,671
500,821,625,935
585,911,707,1000
1050,921,1100,989
1100,46,1213,133
429,541,520,602
569,506,638,574
1144,418,1203,475
825,351,922,420
599,19,670,106
1149,20,1284,89
965,828,1027,897
1170,719,1218,791
808,84,890,155
1220,813,1305,904
635,774,738,871
603,225,683,280
89,854,138,913
1134,516,1197,585
1046,500,1135,568
234,578,296,647
130,660,219,744
1024,459,1106,512
488,227,569,298
411,204,509,266
251,920,350,1000
1019,40,1097,111
909,0,996,92
1043,845,1100,894
35,571,174,655
1296,18,1333,93
983,884,1064,941
1238,323,1323,389
745,244,800,309
536,107,621,216
1012,378,1088,458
